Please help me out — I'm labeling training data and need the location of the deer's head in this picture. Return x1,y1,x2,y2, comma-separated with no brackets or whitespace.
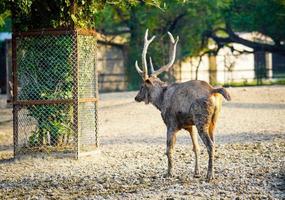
134,29,179,104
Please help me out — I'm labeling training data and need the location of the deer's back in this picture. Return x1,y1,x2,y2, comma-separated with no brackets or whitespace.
164,80,213,107
162,80,216,128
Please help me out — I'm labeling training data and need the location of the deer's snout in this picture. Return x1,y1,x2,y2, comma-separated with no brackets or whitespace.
135,95,141,102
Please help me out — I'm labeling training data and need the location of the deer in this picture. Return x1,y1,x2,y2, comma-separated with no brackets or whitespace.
134,29,231,182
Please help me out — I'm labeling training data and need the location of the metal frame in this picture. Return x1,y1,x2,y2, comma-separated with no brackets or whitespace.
12,32,18,158
72,30,79,158
12,28,98,158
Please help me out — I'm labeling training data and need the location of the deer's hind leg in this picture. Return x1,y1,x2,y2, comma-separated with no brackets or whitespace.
186,126,201,178
196,124,215,182
193,98,215,182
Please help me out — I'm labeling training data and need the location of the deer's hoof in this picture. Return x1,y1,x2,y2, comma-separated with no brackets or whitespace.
206,173,215,182
193,173,201,178
164,172,173,178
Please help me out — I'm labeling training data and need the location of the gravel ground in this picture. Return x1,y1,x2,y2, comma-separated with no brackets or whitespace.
0,86,285,199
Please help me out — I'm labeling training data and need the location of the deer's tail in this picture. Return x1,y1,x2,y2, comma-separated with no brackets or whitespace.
211,87,231,101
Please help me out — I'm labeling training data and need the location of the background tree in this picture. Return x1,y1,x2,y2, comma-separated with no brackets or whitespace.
1,0,285,89
203,0,285,56
0,0,160,30
95,0,228,88
95,0,285,88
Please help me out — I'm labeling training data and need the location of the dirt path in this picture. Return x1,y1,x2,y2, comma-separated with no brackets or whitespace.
0,86,284,199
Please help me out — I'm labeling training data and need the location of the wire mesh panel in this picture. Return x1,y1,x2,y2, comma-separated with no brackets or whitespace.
16,34,74,101
77,34,98,155
15,104,76,155
12,29,98,158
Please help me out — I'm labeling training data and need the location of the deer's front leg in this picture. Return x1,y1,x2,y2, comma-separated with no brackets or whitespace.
165,128,177,177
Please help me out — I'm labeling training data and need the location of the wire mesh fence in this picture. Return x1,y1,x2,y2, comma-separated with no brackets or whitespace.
174,68,285,86
12,29,98,158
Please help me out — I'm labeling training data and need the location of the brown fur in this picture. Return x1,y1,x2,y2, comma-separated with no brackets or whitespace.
135,78,231,181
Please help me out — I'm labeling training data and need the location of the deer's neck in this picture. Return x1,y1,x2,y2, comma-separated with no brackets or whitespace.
150,86,167,111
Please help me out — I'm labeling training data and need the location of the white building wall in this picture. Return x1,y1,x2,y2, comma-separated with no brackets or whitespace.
179,56,210,83
177,42,256,84
216,44,255,83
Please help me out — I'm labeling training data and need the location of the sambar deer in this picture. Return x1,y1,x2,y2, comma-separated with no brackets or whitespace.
134,29,231,182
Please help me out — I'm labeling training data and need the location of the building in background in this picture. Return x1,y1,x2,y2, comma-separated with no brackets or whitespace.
172,32,285,85
96,33,127,92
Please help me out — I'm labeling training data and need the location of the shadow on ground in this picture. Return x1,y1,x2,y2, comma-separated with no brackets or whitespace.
101,131,284,146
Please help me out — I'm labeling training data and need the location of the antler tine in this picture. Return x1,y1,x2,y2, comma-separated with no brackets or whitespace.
151,32,179,77
167,31,175,43
135,60,144,78
141,29,155,79
149,57,155,74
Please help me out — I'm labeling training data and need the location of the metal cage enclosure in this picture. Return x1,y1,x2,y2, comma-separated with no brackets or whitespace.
12,29,98,158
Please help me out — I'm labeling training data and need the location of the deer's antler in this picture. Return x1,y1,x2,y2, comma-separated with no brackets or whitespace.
150,32,179,77
135,29,156,79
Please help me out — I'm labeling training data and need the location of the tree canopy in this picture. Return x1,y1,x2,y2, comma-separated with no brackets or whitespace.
0,0,161,30
93,0,285,87
95,0,285,55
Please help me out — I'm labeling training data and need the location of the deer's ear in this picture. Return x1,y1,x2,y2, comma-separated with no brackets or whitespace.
145,79,153,86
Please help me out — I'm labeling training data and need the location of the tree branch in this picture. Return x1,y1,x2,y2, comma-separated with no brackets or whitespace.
168,13,186,32
225,44,253,55
205,28,285,56
114,7,129,27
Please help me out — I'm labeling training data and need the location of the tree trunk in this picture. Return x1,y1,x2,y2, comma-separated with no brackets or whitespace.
208,53,217,85
126,7,142,90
